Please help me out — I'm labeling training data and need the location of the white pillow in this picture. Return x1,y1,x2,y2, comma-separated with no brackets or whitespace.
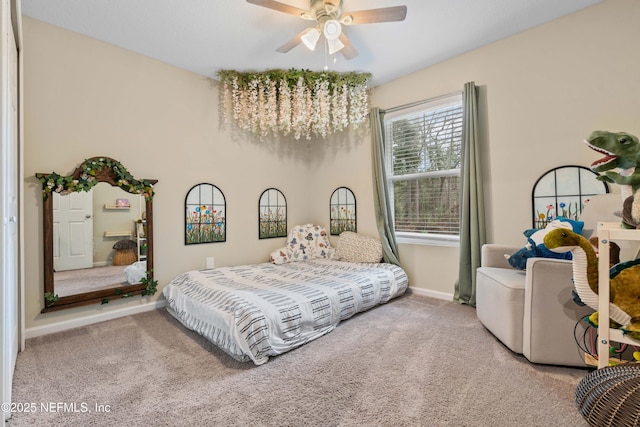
124,261,147,284
335,231,383,263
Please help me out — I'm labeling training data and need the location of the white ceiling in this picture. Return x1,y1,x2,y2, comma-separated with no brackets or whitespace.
21,0,601,87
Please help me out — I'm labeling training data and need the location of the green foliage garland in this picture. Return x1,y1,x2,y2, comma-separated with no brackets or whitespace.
44,292,60,307
217,69,371,90
140,272,158,296
36,157,155,200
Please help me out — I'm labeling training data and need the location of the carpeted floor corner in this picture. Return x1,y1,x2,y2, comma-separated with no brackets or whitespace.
8,293,589,426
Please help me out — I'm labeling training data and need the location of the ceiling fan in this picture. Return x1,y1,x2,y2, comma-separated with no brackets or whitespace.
246,0,407,60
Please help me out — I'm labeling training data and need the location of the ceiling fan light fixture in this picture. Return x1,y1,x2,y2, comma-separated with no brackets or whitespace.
247,0,409,61
301,27,321,51
340,15,353,25
323,19,341,40
324,2,338,14
327,37,344,54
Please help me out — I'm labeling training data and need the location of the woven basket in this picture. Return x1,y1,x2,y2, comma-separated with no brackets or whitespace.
113,249,137,266
575,363,640,426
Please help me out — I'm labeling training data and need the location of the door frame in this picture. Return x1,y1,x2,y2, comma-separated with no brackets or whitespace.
1,0,23,422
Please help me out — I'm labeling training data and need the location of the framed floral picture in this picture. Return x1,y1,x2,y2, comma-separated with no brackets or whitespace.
330,187,356,235
185,183,226,244
259,188,287,239
531,165,608,229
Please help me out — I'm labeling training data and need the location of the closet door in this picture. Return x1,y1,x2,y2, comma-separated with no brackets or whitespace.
1,0,19,421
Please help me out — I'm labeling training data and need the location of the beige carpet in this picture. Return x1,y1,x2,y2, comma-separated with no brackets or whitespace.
9,293,589,426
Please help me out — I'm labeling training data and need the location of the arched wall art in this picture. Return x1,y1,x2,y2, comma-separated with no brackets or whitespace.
330,186,356,235
259,188,287,239
531,165,608,229
185,183,226,244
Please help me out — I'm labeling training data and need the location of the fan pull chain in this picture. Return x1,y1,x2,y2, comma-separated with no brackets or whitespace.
324,38,329,71
323,38,338,71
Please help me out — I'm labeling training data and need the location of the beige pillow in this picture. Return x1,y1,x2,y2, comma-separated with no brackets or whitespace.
335,231,383,263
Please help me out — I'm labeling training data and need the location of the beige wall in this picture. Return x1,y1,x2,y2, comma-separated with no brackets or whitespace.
22,0,640,329
369,0,640,295
23,17,333,329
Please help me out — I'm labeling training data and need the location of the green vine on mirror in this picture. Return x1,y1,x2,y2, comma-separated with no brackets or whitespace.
217,68,372,140
112,289,133,299
140,272,158,297
36,157,155,200
43,292,60,308
46,272,157,308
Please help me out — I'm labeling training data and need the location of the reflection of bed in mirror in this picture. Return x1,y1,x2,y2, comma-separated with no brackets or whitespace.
37,156,157,312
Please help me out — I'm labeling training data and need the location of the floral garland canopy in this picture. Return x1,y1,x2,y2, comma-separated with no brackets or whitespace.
217,69,372,140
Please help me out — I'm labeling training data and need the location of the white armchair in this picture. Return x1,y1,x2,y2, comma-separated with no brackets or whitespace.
476,193,637,367
477,245,591,366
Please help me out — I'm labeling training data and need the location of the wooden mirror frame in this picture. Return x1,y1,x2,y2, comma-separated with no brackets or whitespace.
37,157,158,312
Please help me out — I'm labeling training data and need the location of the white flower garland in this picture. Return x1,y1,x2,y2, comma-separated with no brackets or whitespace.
278,79,292,136
218,69,371,140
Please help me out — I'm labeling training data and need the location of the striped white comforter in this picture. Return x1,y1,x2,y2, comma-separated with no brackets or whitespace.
163,259,408,365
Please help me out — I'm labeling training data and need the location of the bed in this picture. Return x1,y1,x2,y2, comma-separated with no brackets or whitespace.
163,225,408,365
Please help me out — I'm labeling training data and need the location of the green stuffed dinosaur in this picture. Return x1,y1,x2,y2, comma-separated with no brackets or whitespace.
585,130,640,228
544,228,640,340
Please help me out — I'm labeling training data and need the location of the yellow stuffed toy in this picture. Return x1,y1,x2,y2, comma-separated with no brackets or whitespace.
544,228,640,340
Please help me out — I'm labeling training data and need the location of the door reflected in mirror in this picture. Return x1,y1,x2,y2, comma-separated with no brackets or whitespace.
53,183,147,297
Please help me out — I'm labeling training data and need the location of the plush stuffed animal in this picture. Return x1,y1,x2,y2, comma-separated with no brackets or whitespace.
507,217,584,270
570,237,622,307
585,130,640,228
544,228,640,340
589,236,621,267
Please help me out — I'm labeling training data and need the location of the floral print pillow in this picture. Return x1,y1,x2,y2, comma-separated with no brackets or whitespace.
269,247,290,265
269,224,335,264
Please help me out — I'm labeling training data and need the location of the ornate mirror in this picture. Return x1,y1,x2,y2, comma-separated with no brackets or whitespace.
37,157,158,312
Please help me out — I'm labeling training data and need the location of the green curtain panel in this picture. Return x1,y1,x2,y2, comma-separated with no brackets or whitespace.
454,82,486,307
370,107,401,266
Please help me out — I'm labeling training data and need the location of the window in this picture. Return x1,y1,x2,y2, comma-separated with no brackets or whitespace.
384,93,463,245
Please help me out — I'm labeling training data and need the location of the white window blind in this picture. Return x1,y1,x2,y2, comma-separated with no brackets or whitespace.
384,93,463,240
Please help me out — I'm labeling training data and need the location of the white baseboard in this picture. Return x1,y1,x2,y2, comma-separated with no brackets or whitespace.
408,286,453,301
25,299,167,339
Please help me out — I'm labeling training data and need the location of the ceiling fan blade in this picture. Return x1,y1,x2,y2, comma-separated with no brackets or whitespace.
246,0,309,18
341,6,407,25
276,29,307,53
338,33,358,60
